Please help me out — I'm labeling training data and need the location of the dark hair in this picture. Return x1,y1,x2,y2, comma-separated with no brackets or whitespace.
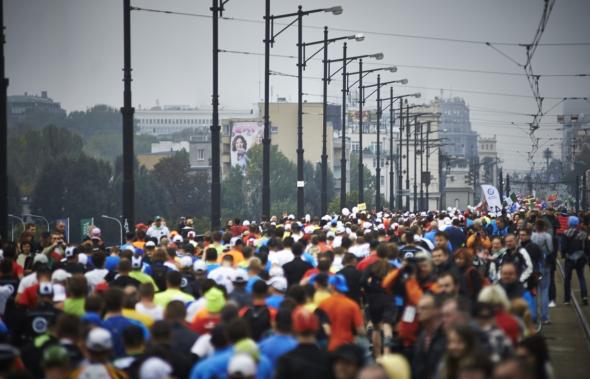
55,314,81,340
139,283,155,298
292,242,304,256
227,319,250,343
85,294,104,313
232,135,248,152
164,300,186,321
252,280,268,296
435,231,449,240
67,274,88,298
342,252,357,266
122,324,145,348
104,288,124,312
92,251,106,268
166,271,182,287
205,247,218,261
118,258,132,273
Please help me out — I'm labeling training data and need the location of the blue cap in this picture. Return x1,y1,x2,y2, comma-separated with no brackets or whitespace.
329,274,349,293
568,216,580,228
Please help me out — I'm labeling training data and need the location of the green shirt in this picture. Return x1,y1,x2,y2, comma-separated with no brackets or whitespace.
154,288,194,308
129,271,159,291
64,297,85,317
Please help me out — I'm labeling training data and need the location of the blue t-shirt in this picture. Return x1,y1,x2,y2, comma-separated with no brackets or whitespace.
189,346,273,379
258,334,298,367
265,295,284,310
105,255,121,271
102,315,149,357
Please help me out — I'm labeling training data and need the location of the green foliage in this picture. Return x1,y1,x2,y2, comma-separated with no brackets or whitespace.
7,175,22,215
349,152,376,208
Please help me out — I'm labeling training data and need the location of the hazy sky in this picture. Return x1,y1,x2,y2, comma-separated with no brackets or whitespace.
5,0,590,171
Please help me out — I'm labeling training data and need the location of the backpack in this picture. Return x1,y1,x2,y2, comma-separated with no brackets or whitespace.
242,304,272,341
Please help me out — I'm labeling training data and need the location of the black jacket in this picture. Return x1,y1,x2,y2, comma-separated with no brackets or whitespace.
274,343,332,379
339,265,363,304
283,257,312,287
413,325,446,379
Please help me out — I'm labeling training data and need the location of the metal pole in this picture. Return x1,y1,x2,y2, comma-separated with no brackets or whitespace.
296,6,304,219
375,74,381,211
339,42,347,209
358,59,364,202
321,26,329,216
0,0,7,242
426,121,430,211
102,215,123,245
413,116,418,213
210,0,221,229
419,119,424,210
397,99,403,211
121,0,135,230
262,0,271,219
576,173,580,211
389,87,394,209
583,172,587,210
405,99,410,210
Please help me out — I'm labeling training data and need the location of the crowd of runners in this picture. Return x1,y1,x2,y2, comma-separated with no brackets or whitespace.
0,206,588,379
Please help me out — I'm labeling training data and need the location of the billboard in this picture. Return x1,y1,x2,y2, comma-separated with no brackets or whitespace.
230,121,264,170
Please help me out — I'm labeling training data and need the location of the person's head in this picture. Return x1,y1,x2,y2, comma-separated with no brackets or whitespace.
331,344,365,379
492,358,534,379
122,324,145,354
164,300,186,322
138,282,155,301
292,242,304,257
491,237,503,252
84,327,114,362
417,293,440,324
20,241,32,255
416,252,434,277
518,227,531,243
477,285,510,312
103,287,124,313
516,335,550,377
55,313,81,341
441,297,471,332
534,219,546,232
205,247,218,262
496,217,505,229
431,247,449,266
67,274,88,298
232,135,247,151
154,216,163,227
499,262,518,285
228,353,256,379
292,306,319,338
456,353,494,379
504,234,517,249
117,258,132,275
453,248,473,269
42,345,71,379
356,364,389,379
437,272,459,296
446,324,480,360
252,280,269,300
92,251,106,269
166,270,182,289
25,223,36,235
434,231,449,249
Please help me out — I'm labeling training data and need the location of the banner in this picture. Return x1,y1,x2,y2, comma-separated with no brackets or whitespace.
230,121,264,170
81,218,94,240
481,185,503,213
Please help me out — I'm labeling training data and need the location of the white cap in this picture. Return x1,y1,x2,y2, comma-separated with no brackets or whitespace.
139,357,173,379
326,231,336,239
51,269,71,282
287,214,295,220
131,255,143,269
193,260,207,273
145,240,156,248
321,215,332,222
173,235,183,243
243,220,250,226
86,327,113,352
78,253,88,266
179,256,193,269
52,283,66,302
342,208,351,217
232,269,249,283
33,254,49,265
267,276,287,292
305,214,311,223
64,246,76,258
228,353,257,377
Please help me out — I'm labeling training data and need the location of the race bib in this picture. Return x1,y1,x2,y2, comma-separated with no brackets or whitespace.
401,306,416,323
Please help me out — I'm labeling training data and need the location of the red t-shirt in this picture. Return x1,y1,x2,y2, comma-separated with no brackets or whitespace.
17,283,39,308
12,262,24,278
319,293,363,351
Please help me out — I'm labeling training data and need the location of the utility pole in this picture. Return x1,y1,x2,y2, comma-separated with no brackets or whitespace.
419,119,424,210
121,0,135,229
320,26,329,216
389,87,394,209
425,121,430,211
397,99,403,210
358,59,364,202
339,42,348,210
413,116,418,212
375,74,382,211
262,0,271,220
405,100,410,210
0,0,7,241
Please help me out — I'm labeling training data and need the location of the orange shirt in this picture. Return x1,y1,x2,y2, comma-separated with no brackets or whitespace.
218,250,245,266
319,292,363,351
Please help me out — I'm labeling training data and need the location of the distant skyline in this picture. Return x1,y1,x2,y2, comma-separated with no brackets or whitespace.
5,0,590,171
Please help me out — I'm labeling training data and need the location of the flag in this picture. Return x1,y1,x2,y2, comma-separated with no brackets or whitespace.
80,218,94,240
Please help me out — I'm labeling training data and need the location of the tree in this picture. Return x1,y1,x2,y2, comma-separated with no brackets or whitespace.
151,151,210,222
221,166,247,221
30,154,113,242
348,152,376,209
7,175,22,216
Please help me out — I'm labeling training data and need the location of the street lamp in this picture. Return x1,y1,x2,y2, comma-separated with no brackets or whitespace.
347,65,399,204
327,50,384,209
22,213,50,232
101,215,123,245
264,3,342,220
0,1,7,241
302,27,363,216
8,215,24,242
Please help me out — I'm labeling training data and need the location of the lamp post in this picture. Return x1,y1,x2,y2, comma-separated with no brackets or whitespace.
121,0,135,231
101,215,123,245
265,5,342,220
23,213,50,232
347,64,396,204
8,215,24,242
327,50,383,210
360,77,406,210
301,28,363,216
0,0,7,241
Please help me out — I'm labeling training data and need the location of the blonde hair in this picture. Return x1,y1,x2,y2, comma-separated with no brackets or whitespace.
478,284,510,311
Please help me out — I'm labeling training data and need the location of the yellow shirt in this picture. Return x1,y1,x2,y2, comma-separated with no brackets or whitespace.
154,288,195,308
122,308,154,328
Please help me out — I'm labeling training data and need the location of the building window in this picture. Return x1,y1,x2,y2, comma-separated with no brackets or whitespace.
197,149,205,161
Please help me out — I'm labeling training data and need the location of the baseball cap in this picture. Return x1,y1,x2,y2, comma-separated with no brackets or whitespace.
193,260,207,273
154,215,162,221
139,357,173,379
179,256,193,269
568,216,580,228
232,269,249,283
205,287,226,313
267,276,287,292
38,282,54,296
131,255,143,269
145,240,156,248
42,345,70,368
51,269,71,282
34,254,49,265
228,353,257,378
85,327,113,352
173,235,183,243
292,307,319,334
328,274,349,293
64,246,77,258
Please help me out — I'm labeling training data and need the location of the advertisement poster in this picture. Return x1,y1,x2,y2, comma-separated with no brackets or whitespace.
230,121,264,170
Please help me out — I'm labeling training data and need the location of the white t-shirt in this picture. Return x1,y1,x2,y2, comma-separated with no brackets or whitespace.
269,249,294,267
17,272,37,295
135,302,164,320
191,333,214,358
85,269,109,289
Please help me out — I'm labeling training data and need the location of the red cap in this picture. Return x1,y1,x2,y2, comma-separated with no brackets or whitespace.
94,282,109,293
135,223,148,231
292,306,319,334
